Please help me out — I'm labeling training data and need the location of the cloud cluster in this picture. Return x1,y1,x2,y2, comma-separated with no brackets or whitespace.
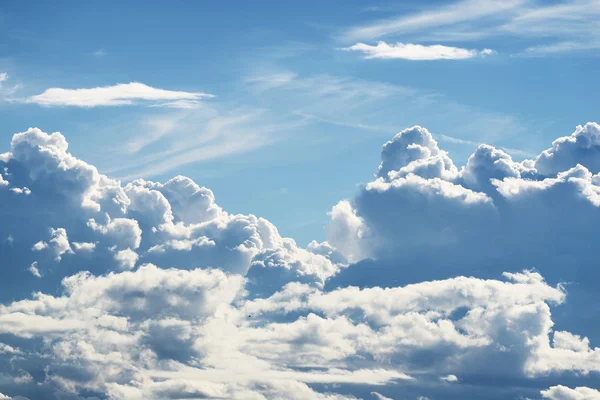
0,124,599,399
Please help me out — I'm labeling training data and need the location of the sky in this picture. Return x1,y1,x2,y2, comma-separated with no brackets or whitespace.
0,1,600,399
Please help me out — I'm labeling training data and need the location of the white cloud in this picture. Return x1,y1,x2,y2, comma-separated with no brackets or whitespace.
72,241,96,252
113,248,139,269
2,124,600,399
342,41,494,60
440,374,458,382
371,392,393,400
343,0,524,41
24,82,213,108
28,262,41,278
342,0,600,56
541,385,600,400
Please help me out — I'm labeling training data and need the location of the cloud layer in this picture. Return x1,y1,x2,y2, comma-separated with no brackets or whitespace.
0,123,599,399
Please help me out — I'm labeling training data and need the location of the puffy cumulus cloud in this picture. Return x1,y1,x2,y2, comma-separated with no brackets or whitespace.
541,385,600,400
536,123,600,176
1,124,600,399
327,124,600,295
242,270,600,381
322,123,600,396
0,127,340,302
377,126,458,180
31,227,73,261
0,261,405,398
0,264,590,399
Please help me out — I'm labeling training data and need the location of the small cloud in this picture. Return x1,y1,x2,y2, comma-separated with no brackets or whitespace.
92,49,107,57
113,248,139,270
23,82,213,108
28,261,42,278
440,374,459,382
72,241,97,252
10,187,31,195
341,41,495,60
371,392,393,400
32,241,48,251
0,73,7,84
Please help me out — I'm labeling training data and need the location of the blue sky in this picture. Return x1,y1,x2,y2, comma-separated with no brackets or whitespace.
1,2,600,399
1,0,599,245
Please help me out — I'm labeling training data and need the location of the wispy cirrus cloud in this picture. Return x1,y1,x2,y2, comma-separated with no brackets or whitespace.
343,0,524,41
91,49,106,57
23,82,213,108
0,73,23,97
342,0,600,56
342,41,494,60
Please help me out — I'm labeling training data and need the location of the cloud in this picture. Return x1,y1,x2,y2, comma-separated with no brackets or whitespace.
342,0,600,56
325,123,600,389
342,41,494,60
24,82,213,108
28,262,41,278
1,124,600,399
541,385,600,400
326,124,600,290
371,392,393,400
535,123,600,175
440,374,459,382
342,0,524,41
0,73,22,98
106,109,291,179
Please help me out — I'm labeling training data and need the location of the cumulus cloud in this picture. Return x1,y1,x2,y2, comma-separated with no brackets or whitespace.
342,41,494,60
24,82,213,108
541,385,600,400
1,124,600,399
535,123,600,176
327,124,600,292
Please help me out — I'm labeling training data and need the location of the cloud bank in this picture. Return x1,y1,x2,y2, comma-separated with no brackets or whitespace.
0,123,599,399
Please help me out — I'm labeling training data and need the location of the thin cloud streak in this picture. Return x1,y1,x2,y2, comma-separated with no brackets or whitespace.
23,82,213,108
342,0,525,41
342,41,494,60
